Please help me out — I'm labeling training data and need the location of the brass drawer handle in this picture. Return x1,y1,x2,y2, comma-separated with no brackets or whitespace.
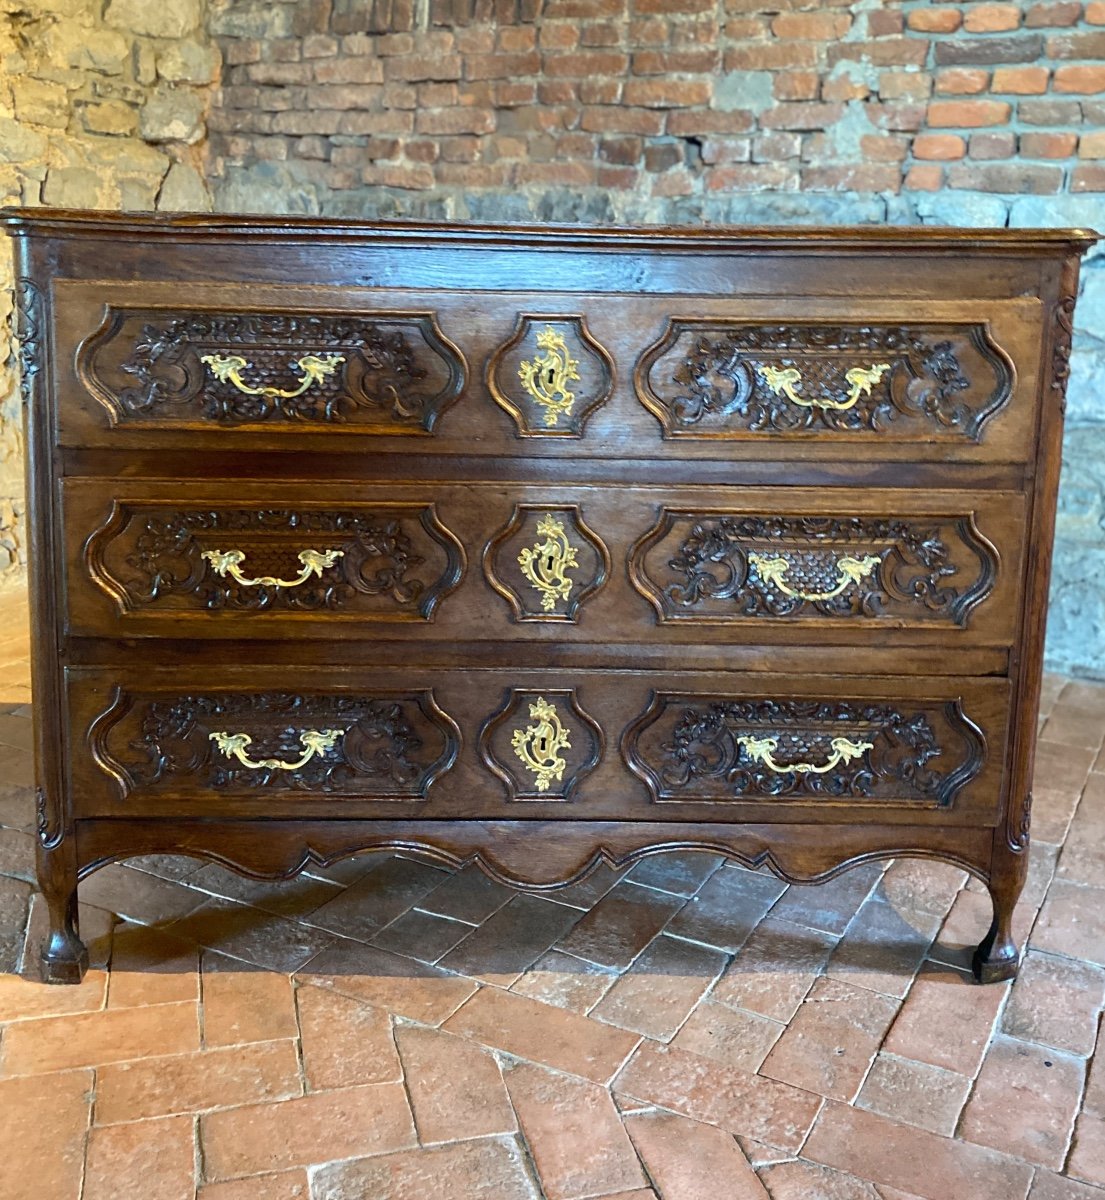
201,547,344,589
512,696,571,792
518,327,580,427
761,362,890,412
209,728,343,771
518,515,579,612
200,352,345,399
748,551,881,602
737,734,873,776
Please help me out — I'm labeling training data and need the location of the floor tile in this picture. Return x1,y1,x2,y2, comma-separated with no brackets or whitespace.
669,1000,785,1072
855,1052,972,1136
554,881,684,970
825,896,941,999
509,948,618,1014
201,956,299,1047
415,864,515,924
310,1137,539,1200
106,922,200,1009
665,867,786,953
505,1061,647,1199
95,1040,302,1124
1067,1111,1105,1187
1001,949,1105,1055
305,856,450,941
442,985,640,1085
200,1083,417,1181
766,863,885,936
625,851,724,897
395,1023,516,1144
0,1070,93,1200
296,982,401,1089
590,933,726,1041
958,1036,1083,1169
438,893,581,985
614,1041,822,1153
83,1113,195,1200
802,1100,1034,1200
1031,879,1105,967
757,1159,886,1199
369,907,474,963
197,1170,309,1200
624,1110,769,1199
170,898,338,973
759,975,899,1102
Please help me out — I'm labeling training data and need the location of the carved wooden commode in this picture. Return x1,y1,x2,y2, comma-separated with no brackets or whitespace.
4,209,1094,984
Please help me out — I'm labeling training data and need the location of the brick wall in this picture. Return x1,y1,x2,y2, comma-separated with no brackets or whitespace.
205,0,1105,215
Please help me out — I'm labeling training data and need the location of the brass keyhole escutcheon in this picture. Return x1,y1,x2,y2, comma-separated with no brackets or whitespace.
511,697,571,792
518,327,581,428
518,515,579,613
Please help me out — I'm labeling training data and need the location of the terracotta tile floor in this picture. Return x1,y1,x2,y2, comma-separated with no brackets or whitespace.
1,591,1104,1199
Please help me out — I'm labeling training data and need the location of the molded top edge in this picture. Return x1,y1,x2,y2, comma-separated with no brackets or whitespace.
0,206,1098,250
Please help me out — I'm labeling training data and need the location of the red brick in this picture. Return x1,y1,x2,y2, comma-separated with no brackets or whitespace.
883,962,1008,1075
959,1037,1083,1169
85,1114,195,1200
905,164,944,189
992,65,1050,92
0,999,199,1075
802,164,903,191
312,57,383,84
506,1062,647,1198
444,987,639,1084
201,1084,416,1180
856,1053,972,1136
760,977,899,1102
1090,0,1105,20
1055,65,1105,92
868,9,904,35
1069,164,1105,192
1048,30,1105,56
671,1001,784,1072
964,3,1023,31
970,131,1016,158
634,0,716,11
310,1140,538,1200
771,11,852,38
880,71,933,100
934,32,1046,64
632,49,717,74
544,49,629,77
908,7,962,32
1019,97,1083,124
625,1112,770,1199
197,1171,309,1200
725,42,819,70
623,78,712,107
614,1041,822,1152
96,1041,301,1124
1081,131,1105,158
773,70,820,100
0,1071,93,1200
936,67,990,94
396,1024,515,1143
914,133,967,160
582,106,666,135
823,74,869,100
750,132,799,161
803,1102,1034,1198
1026,1,1083,24
927,98,1012,126
1022,131,1078,157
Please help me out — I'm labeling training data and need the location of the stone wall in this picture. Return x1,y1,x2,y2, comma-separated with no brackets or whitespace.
1,0,1103,675
0,0,219,586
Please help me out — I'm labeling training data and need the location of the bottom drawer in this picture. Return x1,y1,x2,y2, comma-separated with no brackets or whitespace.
66,665,1011,826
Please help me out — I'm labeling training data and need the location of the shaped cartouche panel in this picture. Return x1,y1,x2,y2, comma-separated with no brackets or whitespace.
479,689,603,802
483,505,610,623
487,315,615,437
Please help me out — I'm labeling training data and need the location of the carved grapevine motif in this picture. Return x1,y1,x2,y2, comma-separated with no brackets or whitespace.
1050,295,1076,417
627,696,985,806
104,691,457,796
640,321,1011,438
86,310,464,428
651,514,994,623
118,507,444,615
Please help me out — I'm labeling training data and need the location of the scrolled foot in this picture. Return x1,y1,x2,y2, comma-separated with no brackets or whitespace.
971,924,1019,984
40,931,89,985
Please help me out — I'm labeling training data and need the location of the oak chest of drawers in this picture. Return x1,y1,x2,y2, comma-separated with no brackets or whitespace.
4,208,1094,984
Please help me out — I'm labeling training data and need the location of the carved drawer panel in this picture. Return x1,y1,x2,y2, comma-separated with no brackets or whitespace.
637,319,1016,445
65,482,465,635
629,492,1025,639
74,679,460,813
622,677,1010,816
76,305,466,433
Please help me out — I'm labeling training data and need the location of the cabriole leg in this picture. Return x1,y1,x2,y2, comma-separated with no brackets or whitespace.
972,822,1029,985
38,841,88,985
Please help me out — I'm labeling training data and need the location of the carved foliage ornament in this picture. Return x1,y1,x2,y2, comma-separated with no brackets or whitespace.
13,277,43,407
624,695,985,807
91,689,459,798
79,308,466,430
631,511,997,626
637,320,1013,439
87,504,464,620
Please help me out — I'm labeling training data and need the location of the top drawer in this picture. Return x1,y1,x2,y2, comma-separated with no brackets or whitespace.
53,281,1044,465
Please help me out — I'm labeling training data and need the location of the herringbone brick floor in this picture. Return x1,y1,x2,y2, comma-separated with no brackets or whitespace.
1,589,1104,1200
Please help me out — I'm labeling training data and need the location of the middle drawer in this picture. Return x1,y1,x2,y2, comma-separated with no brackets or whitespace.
63,478,1026,649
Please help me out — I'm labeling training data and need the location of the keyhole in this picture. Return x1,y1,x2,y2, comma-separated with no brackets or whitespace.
544,553,557,573
536,733,549,755
544,366,557,388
